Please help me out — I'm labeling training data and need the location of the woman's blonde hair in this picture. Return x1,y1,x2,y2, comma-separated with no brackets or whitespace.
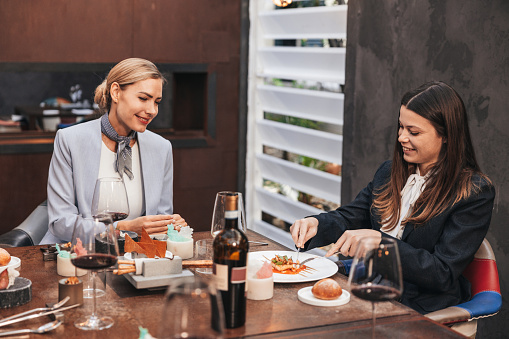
94,58,167,113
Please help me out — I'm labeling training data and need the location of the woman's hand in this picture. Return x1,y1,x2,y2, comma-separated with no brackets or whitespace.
170,214,188,232
325,229,381,257
118,214,187,235
290,217,319,248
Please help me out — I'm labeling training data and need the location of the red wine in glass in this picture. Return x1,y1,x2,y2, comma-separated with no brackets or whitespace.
347,237,403,339
94,212,128,223
71,253,118,270
351,285,402,302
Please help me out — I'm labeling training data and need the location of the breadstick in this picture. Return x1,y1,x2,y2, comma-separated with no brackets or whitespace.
118,259,135,265
113,268,136,275
182,260,213,268
119,264,135,269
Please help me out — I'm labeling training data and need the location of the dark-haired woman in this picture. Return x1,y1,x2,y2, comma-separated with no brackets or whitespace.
290,81,495,314
41,58,187,244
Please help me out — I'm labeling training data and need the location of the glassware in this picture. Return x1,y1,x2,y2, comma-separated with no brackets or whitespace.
157,277,224,339
83,271,106,299
70,216,119,330
347,237,403,339
91,177,130,224
195,239,214,274
210,191,246,238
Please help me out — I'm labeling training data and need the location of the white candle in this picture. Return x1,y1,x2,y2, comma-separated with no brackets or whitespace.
57,255,87,277
167,238,194,259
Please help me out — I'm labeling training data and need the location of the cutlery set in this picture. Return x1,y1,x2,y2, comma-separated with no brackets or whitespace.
0,296,79,336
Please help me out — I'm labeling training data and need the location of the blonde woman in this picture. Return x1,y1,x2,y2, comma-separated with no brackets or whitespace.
41,58,186,244
291,81,495,314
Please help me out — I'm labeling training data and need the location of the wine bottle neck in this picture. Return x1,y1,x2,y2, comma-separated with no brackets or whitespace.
224,210,239,229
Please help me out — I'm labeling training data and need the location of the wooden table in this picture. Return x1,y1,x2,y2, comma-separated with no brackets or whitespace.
0,231,465,338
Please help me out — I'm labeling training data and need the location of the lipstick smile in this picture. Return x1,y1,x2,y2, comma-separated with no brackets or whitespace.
136,115,150,125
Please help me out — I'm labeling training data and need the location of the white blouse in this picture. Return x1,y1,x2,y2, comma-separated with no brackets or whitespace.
98,141,145,220
382,168,428,239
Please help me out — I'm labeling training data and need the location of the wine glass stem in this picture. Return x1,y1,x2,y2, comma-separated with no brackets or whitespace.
92,271,98,319
371,301,376,339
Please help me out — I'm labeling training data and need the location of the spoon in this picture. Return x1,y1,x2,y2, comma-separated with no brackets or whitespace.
0,320,62,337
0,296,70,324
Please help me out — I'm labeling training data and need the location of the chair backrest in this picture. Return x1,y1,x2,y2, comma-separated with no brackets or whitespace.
457,238,502,319
463,239,501,296
0,201,48,247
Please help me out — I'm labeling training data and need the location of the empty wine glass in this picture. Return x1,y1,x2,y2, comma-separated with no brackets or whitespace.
211,191,246,238
157,277,224,339
91,177,130,224
70,216,119,330
347,237,403,339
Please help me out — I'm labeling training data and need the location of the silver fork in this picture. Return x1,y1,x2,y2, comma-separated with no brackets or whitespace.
0,296,69,325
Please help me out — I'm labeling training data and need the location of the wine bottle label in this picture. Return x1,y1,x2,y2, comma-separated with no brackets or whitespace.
225,210,238,219
213,264,247,291
231,267,246,284
214,263,229,291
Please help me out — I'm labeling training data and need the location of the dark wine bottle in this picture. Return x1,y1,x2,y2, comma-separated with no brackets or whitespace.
212,193,249,329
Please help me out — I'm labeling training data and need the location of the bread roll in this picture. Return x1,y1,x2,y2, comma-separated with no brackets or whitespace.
0,248,11,266
311,278,342,300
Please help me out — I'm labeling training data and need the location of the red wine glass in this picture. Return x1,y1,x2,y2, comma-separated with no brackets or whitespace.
347,237,403,338
70,216,119,330
91,177,130,224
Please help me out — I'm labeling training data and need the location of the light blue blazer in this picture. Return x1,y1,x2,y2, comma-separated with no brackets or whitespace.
40,117,173,244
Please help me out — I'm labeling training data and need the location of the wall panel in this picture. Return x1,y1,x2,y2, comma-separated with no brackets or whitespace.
344,1,509,337
0,0,242,233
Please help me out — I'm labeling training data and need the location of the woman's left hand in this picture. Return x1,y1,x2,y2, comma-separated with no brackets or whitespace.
325,229,381,257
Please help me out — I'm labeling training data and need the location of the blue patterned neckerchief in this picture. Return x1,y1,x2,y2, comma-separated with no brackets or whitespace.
100,113,136,180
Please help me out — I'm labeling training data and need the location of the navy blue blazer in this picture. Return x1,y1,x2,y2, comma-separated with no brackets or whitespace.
306,161,495,314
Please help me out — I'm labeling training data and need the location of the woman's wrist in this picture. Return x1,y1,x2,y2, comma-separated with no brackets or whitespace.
117,220,129,231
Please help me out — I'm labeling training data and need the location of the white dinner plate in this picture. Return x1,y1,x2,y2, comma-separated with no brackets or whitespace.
248,251,338,283
298,286,350,307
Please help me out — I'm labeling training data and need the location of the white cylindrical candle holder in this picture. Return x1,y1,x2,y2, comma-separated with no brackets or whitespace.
247,275,274,300
57,255,87,277
167,238,194,259
247,260,274,300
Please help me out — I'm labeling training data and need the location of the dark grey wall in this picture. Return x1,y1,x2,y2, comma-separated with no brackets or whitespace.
343,1,509,337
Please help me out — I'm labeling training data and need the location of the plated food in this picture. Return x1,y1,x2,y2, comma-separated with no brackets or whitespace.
0,248,11,289
270,254,310,275
249,251,338,283
0,248,21,291
124,228,167,258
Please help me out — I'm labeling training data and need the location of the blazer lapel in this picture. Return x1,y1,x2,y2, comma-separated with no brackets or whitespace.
137,132,155,215
83,119,103,209
401,223,415,241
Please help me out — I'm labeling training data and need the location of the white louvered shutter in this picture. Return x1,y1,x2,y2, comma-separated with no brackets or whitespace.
246,1,347,252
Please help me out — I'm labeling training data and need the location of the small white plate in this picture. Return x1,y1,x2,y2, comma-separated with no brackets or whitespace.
5,256,21,270
298,286,350,307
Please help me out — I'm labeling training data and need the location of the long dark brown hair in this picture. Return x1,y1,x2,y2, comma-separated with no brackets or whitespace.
373,81,490,228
